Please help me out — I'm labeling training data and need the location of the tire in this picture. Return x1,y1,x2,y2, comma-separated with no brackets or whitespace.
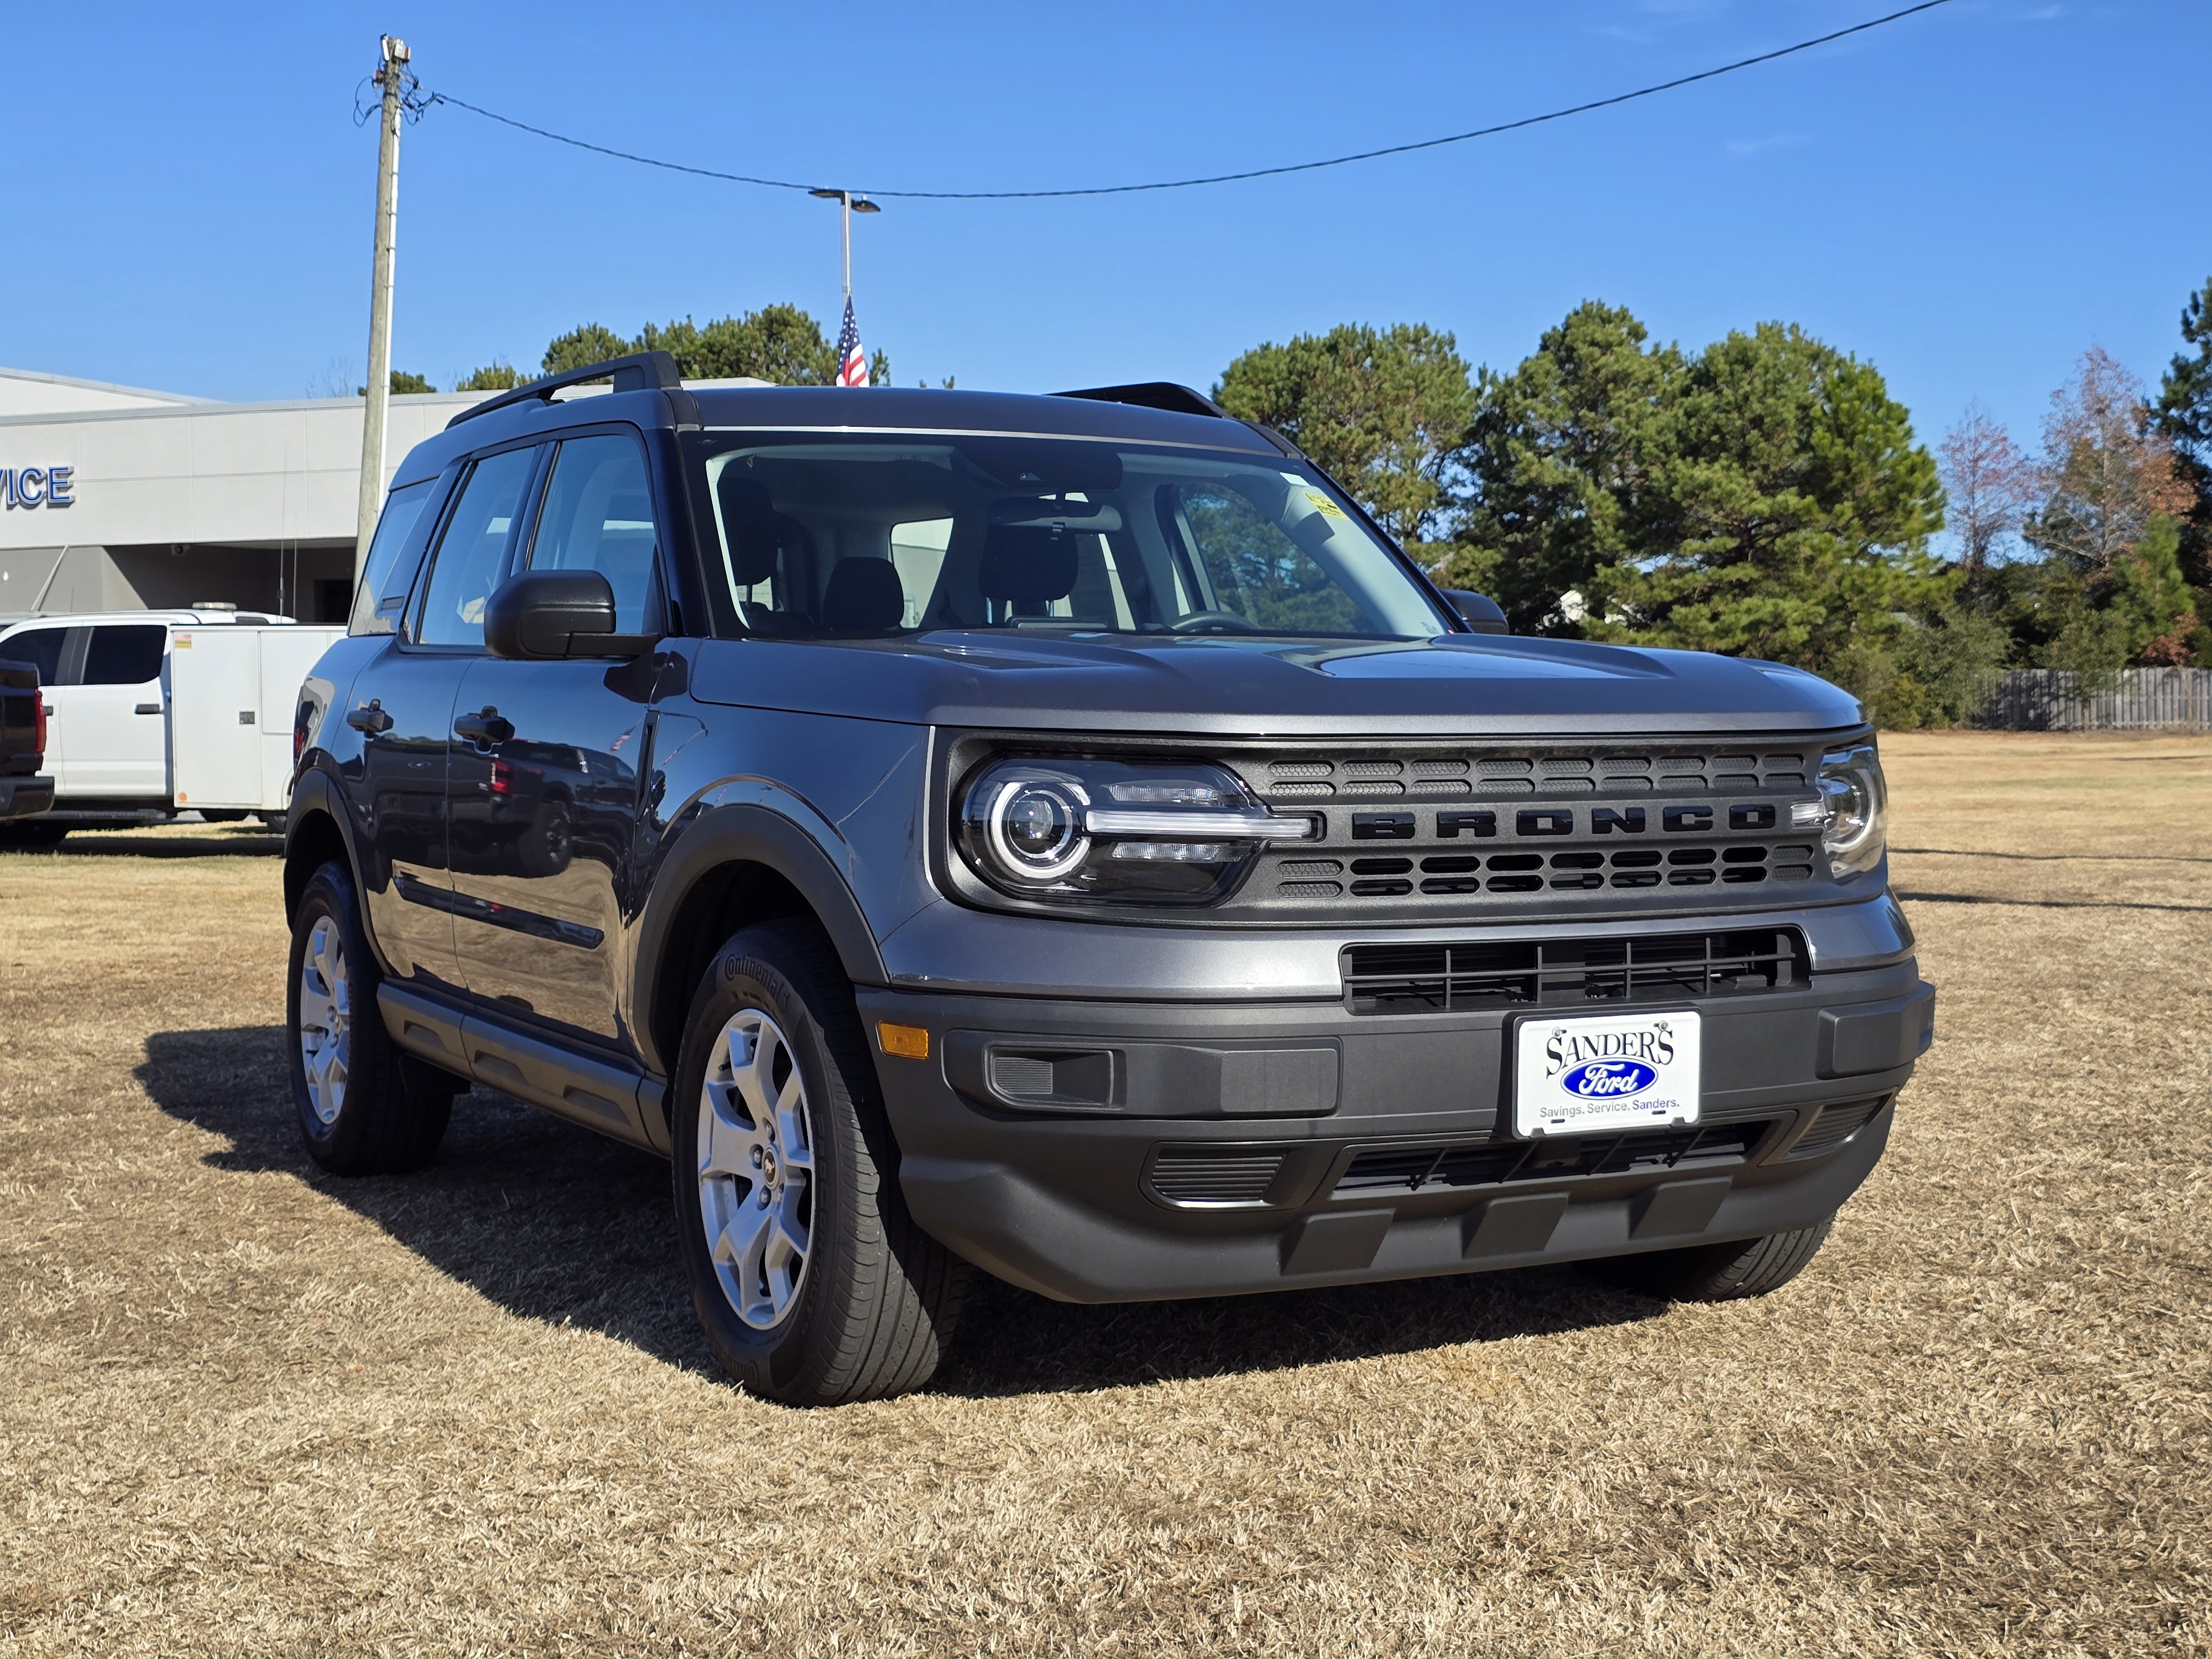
287,859,461,1175
0,821,68,848
1591,1215,1835,1301
671,919,967,1406
516,799,572,877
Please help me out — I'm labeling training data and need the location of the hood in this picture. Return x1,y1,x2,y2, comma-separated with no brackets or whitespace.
688,630,1866,738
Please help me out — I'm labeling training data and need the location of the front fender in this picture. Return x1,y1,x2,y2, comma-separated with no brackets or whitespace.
630,800,889,1078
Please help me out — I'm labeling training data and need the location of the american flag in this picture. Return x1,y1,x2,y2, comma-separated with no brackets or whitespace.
836,297,867,387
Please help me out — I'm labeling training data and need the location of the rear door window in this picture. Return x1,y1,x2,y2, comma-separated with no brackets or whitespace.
415,447,542,647
82,624,166,686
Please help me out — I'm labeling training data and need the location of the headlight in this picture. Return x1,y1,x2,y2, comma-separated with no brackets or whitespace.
1817,744,1887,878
957,756,1315,905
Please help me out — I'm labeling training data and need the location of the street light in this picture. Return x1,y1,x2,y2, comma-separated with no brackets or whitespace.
808,187,880,305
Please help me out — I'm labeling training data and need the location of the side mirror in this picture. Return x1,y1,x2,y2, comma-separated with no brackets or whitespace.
484,569,651,659
1442,589,1510,635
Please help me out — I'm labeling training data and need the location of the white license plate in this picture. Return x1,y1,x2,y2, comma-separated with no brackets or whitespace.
1513,1010,1702,1138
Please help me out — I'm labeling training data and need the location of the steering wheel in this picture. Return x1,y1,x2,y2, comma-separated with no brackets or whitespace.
1170,610,1262,634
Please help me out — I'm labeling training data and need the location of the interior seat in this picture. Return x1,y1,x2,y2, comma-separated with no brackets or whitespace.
821,557,906,631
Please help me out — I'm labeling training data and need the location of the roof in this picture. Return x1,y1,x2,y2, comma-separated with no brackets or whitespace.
0,365,208,418
685,386,1275,451
0,610,298,632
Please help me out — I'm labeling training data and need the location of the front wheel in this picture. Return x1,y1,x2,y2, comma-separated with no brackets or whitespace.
671,919,967,1406
287,860,461,1175
1592,1215,1835,1301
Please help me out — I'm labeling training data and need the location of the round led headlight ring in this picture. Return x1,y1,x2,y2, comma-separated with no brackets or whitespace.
986,776,1091,880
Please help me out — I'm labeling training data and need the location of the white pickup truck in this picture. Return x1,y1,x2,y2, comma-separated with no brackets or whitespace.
0,609,342,844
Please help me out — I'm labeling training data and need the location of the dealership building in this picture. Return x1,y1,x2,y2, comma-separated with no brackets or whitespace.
0,364,479,623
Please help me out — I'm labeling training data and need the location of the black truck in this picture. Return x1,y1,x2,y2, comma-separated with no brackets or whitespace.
0,658,57,835
282,354,1934,1405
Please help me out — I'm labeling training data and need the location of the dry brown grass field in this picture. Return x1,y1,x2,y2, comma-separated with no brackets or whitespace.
2,731,2207,1657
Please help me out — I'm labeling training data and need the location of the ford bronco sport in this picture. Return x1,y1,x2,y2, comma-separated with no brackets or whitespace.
284,353,1933,1406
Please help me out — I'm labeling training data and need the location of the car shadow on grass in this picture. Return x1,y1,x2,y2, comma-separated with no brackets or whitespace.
141,1025,1665,1400
51,827,284,858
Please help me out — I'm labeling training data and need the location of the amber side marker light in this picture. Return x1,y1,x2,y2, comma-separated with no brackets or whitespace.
877,1022,930,1060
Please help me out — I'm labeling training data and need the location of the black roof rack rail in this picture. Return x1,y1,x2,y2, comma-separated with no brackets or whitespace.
446,350,686,430
1052,382,1229,420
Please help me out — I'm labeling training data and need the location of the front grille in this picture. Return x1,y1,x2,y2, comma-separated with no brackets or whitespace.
1209,733,1857,922
1789,1095,1890,1157
1341,927,1806,1015
1277,843,1818,901
1146,1146,1285,1207
1334,1119,1771,1198
1253,746,1810,803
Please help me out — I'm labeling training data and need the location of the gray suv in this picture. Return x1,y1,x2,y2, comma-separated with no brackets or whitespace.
285,353,1933,1405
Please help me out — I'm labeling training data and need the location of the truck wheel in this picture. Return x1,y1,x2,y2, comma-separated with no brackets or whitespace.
288,860,460,1175
1593,1215,1834,1301
516,799,572,877
671,919,967,1406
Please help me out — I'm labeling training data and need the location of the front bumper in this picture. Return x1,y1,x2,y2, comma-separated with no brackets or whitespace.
0,775,55,820
859,951,1932,1302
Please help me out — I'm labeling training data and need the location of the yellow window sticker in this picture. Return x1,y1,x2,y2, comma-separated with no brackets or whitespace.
1303,491,1345,519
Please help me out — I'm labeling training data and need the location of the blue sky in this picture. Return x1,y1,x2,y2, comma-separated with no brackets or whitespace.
2,1,2204,463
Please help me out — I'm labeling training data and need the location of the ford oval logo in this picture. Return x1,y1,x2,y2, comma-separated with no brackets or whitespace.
1559,1059,1657,1098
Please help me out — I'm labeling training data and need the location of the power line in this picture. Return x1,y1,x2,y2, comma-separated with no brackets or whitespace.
422,0,1952,201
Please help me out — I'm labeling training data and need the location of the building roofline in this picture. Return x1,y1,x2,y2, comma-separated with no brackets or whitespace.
0,364,210,406
0,390,482,431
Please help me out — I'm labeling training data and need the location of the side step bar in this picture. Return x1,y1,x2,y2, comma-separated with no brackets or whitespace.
378,980,671,1156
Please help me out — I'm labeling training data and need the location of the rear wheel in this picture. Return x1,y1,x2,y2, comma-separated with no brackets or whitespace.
287,860,461,1175
671,919,967,1406
1593,1215,1835,1301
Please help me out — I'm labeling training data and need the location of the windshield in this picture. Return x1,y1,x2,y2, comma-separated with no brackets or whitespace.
688,434,1451,640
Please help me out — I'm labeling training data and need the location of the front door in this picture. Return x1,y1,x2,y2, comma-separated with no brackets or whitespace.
67,623,170,799
447,430,666,1046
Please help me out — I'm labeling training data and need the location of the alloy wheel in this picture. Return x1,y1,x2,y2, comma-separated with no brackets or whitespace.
697,1008,817,1330
298,914,350,1126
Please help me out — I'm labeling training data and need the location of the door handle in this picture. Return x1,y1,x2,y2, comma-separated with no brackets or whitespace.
135,703,163,716
346,700,394,735
453,707,514,746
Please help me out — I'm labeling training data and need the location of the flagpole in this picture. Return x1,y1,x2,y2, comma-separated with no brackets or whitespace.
841,190,852,304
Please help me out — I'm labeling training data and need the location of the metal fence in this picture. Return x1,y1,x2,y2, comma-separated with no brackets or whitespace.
1974,667,2212,731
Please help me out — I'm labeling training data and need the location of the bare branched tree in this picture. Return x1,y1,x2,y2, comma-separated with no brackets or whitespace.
2030,347,2194,575
1937,401,2040,575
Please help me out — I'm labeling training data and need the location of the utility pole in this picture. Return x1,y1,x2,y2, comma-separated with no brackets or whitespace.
354,35,410,583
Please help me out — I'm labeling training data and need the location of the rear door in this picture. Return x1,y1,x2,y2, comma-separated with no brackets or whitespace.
448,429,667,1045
352,443,545,991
